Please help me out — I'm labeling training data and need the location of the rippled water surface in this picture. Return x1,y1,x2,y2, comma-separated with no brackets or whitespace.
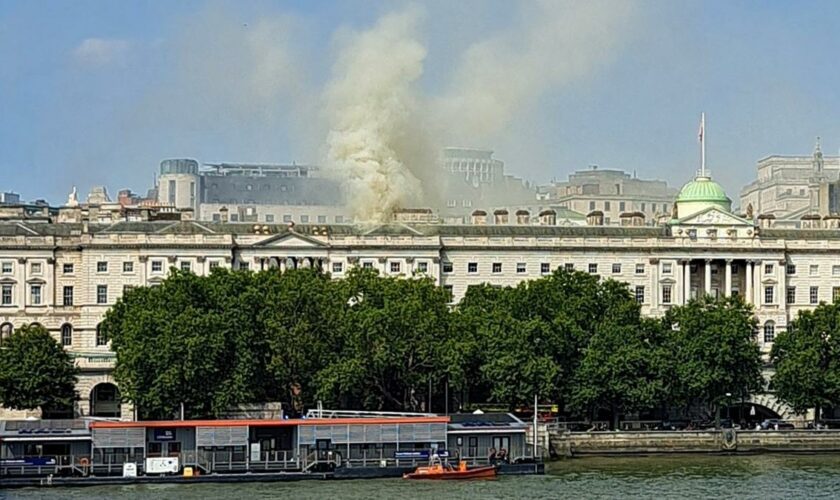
5,455,840,499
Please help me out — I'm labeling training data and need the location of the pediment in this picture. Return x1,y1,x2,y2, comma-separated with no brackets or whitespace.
674,207,753,227
254,232,329,248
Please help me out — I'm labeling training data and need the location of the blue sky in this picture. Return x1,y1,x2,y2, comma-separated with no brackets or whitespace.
2,0,840,205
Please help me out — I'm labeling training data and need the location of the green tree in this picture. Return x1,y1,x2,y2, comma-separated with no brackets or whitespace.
571,312,668,429
771,301,840,423
102,269,263,419
662,295,763,425
0,324,78,413
316,268,452,411
259,268,346,414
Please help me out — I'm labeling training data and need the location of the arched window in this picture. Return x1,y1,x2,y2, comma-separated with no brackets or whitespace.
95,323,107,346
0,322,12,342
60,323,73,347
764,321,776,343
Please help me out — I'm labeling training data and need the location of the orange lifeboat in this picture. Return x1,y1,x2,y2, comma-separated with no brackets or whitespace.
403,460,497,480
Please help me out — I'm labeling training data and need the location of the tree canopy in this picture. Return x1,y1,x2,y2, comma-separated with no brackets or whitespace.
0,324,78,413
771,300,840,420
100,265,768,425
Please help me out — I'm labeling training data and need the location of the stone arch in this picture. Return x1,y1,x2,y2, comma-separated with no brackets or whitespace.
741,393,795,421
89,382,122,418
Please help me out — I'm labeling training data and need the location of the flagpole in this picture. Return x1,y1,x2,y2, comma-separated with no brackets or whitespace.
700,112,706,177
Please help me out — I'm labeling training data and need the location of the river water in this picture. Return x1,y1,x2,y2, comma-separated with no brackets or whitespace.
4,455,840,499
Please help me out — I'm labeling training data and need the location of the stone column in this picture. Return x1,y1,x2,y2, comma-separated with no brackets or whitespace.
650,258,659,310
279,257,287,273
704,259,712,296
725,259,733,297
779,259,787,308
745,260,753,305
683,259,692,304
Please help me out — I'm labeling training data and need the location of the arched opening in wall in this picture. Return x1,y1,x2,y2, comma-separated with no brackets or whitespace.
60,323,73,347
90,383,121,418
724,402,782,428
0,322,12,343
27,322,43,331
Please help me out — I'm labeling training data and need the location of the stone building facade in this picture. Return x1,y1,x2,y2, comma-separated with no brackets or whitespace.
0,172,836,421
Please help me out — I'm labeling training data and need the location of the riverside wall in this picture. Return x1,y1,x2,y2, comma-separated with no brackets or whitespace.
550,430,840,457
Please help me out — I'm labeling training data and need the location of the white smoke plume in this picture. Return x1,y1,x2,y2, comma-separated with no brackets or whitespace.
435,0,638,146
323,8,429,223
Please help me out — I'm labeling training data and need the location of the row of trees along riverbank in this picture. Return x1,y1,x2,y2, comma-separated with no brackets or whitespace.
0,266,838,426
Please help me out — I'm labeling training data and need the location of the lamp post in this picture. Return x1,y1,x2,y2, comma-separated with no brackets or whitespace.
725,392,732,423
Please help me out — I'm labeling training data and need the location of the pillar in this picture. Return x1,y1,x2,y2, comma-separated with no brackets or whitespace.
725,259,733,297
704,259,712,296
745,260,753,304
683,259,692,304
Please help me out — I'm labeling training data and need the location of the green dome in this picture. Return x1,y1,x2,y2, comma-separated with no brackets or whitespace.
675,176,730,204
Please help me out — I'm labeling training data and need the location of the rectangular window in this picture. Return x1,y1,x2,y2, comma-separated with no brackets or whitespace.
168,179,176,204
811,286,819,304
1,261,12,274
332,262,343,274
589,201,596,210
605,201,611,211
180,261,191,272
588,263,598,274
96,327,107,346
517,262,527,274
151,260,163,273
662,262,673,274
63,286,74,306
97,261,108,273
390,262,401,273
786,264,796,275
1,284,11,305
239,262,249,271
612,263,621,274
283,214,292,223
417,261,429,273
230,214,239,222
362,261,374,269
635,263,645,274
443,261,453,273
317,215,327,223
212,213,221,222
265,214,275,223
786,287,796,305
662,285,672,304
619,201,626,212
335,215,345,224
810,264,819,276
123,261,134,273
29,285,41,305
30,262,42,274
764,263,774,275
635,286,645,304
641,203,646,211
443,285,454,302
123,285,135,295
301,215,310,223
764,285,774,304
541,263,550,274
834,287,840,302
97,285,108,304
209,261,220,270
565,263,574,272
468,262,478,273
833,265,840,277
492,262,502,273
63,263,74,274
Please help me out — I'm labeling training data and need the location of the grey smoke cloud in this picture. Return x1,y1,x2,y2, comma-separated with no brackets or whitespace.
60,1,638,220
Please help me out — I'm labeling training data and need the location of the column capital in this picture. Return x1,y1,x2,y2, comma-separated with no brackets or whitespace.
725,258,733,263
649,258,660,264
